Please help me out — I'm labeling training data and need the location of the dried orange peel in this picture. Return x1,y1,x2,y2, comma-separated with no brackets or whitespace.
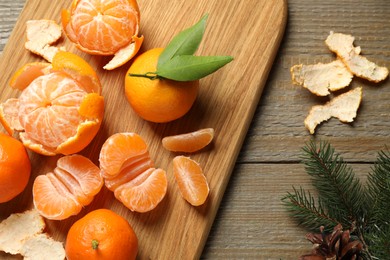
0,209,65,258
25,20,66,63
325,32,389,82
304,87,363,134
0,51,104,156
62,0,144,70
291,60,353,96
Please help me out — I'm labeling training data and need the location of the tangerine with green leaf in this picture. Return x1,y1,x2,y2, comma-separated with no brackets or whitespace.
65,208,138,260
125,48,199,123
124,14,232,123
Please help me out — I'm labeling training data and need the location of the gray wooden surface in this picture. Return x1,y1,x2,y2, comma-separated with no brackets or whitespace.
1,0,389,259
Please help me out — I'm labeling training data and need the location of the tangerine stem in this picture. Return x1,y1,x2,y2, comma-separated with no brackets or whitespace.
128,72,160,80
92,239,99,250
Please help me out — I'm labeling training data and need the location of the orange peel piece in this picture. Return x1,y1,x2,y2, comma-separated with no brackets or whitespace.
0,98,23,136
103,35,144,70
304,87,363,134
52,51,102,94
9,62,51,90
291,60,353,96
24,20,65,62
19,234,66,260
325,32,389,82
0,209,45,255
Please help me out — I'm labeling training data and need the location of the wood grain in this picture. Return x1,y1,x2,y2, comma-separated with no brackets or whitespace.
0,0,287,259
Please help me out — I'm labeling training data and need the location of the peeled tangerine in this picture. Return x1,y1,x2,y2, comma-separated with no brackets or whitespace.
62,0,144,70
33,154,103,220
304,87,363,134
99,133,168,213
0,51,104,156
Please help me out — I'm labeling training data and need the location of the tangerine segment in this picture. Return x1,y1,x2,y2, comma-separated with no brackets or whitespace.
104,152,154,191
33,154,103,220
64,0,140,55
173,156,209,206
162,128,215,153
99,132,151,179
114,168,168,213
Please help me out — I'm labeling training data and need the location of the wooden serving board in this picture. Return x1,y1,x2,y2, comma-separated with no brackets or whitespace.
0,0,287,259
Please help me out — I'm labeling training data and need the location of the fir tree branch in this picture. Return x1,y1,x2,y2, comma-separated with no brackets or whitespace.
366,149,390,228
301,140,366,230
283,141,390,259
281,187,339,232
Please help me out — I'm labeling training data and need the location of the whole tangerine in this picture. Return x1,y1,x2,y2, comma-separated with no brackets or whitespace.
125,48,199,123
65,208,138,260
0,133,31,203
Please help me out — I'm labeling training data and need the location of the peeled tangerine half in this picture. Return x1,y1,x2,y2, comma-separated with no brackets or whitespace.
62,0,144,70
99,133,168,213
33,154,103,220
0,51,104,156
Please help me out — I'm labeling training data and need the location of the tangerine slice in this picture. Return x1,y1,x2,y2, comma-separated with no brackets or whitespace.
162,128,215,153
99,133,168,212
114,168,168,213
33,154,103,220
99,132,151,179
173,156,209,206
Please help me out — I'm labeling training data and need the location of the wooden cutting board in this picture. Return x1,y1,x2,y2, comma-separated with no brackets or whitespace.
0,0,287,259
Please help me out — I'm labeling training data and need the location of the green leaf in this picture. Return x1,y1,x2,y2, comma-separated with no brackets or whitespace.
156,55,233,81
157,14,208,69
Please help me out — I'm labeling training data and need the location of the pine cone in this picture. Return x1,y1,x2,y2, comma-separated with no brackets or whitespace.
299,224,363,260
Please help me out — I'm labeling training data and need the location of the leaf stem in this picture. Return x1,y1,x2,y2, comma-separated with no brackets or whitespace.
128,72,161,80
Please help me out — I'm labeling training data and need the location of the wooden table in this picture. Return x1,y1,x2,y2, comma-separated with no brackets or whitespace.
1,0,389,259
